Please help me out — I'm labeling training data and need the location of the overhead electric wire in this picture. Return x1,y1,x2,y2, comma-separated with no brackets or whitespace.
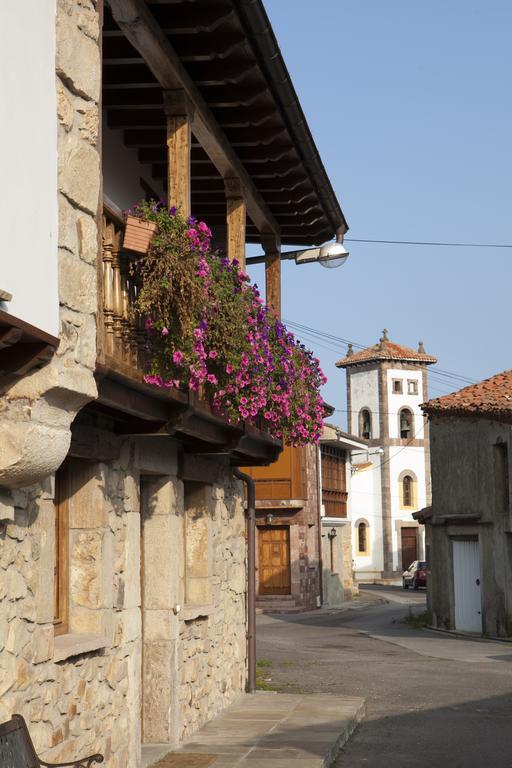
284,318,477,386
345,238,512,249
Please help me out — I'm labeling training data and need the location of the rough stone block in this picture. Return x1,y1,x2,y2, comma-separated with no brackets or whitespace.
69,462,108,529
70,530,102,609
57,83,74,132
58,249,97,314
56,11,100,101
143,641,175,743
133,438,178,476
77,215,98,265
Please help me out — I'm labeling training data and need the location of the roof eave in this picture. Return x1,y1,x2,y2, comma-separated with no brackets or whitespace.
232,0,347,238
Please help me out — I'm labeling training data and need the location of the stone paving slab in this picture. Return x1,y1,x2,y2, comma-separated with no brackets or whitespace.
144,692,365,768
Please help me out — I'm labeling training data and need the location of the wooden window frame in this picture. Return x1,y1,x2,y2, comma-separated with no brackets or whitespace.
54,462,70,636
407,379,418,395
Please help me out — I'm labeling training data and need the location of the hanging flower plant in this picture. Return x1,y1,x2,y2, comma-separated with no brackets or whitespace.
129,200,327,446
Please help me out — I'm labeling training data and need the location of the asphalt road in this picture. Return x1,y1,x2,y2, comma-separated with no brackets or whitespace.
256,586,512,768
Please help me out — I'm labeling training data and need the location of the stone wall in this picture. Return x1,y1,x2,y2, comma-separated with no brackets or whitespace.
0,452,140,767
178,479,246,740
427,415,512,637
0,0,100,491
321,521,356,606
0,426,247,765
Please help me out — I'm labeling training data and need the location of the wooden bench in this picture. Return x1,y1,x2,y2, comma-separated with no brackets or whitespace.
0,715,104,768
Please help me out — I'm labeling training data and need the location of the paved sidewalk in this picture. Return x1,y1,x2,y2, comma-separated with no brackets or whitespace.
144,692,365,768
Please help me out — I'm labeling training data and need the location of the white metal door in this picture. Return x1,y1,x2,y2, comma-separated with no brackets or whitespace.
453,539,482,633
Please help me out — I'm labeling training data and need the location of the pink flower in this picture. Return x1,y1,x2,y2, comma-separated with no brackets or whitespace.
207,374,217,385
193,328,203,340
208,350,218,359
226,364,234,374
161,327,169,336
172,350,184,365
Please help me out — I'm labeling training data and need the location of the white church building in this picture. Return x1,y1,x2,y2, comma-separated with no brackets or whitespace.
336,330,437,582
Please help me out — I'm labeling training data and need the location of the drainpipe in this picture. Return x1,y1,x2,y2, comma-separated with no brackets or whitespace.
233,468,256,693
316,446,324,607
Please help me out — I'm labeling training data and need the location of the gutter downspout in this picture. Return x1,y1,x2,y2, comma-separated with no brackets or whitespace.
233,468,256,693
316,446,324,607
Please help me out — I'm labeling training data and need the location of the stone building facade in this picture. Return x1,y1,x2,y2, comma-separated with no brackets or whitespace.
0,1,349,764
0,3,248,764
320,425,367,607
419,370,512,637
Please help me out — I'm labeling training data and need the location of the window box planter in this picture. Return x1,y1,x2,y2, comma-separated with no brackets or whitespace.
123,215,158,254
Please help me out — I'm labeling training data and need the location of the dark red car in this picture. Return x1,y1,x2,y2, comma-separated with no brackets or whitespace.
402,560,427,590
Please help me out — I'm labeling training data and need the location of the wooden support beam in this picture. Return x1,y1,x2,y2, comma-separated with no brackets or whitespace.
163,90,193,217
224,177,246,268
262,234,281,320
108,0,280,239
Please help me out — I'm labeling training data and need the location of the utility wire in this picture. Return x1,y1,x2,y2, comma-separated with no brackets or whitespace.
345,238,512,249
348,422,426,475
284,318,477,385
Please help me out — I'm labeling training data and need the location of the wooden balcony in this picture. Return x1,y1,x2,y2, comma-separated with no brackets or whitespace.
95,205,281,466
322,491,348,520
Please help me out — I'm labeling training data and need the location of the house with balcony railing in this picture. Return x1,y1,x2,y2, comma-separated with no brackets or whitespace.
0,1,348,765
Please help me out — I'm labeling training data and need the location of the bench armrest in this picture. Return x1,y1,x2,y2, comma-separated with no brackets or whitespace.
40,754,104,768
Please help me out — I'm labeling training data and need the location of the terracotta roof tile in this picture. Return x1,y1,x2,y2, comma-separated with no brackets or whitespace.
422,369,512,417
336,335,437,368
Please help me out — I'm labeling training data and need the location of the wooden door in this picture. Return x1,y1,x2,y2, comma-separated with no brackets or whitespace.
258,526,291,595
401,527,418,571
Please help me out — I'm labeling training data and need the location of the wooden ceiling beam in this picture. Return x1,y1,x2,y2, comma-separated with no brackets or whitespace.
108,0,279,238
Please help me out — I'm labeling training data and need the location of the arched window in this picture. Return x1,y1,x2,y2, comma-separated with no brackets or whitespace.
402,475,413,507
399,408,414,439
357,521,369,554
359,408,372,440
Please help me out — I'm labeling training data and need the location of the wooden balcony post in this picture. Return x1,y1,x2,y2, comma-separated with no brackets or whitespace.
262,234,281,319
224,178,246,268
163,89,194,217
111,229,123,357
102,216,115,357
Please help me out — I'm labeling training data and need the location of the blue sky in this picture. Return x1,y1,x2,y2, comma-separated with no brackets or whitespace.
247,1,512,428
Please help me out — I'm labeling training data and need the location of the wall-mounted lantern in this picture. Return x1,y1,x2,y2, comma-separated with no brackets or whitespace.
265,512,274,526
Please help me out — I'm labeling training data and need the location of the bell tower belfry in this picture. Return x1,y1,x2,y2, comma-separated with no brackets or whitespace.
337,330,437,580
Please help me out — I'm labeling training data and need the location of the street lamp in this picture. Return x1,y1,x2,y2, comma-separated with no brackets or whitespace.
245,233,349,269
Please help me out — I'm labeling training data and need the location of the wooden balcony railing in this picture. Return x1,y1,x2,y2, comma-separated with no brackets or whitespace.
97,205,281,467
101,205,146,371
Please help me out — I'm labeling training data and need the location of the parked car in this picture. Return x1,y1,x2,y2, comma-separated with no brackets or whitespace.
402,561,427,590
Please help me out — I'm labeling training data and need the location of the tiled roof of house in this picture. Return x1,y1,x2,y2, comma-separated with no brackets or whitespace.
422,370,512,417
336,330,437,368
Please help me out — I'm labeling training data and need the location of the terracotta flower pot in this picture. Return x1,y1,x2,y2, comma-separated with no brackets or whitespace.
123,215,158,254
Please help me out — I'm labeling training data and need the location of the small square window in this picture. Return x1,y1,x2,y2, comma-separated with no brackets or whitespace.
392,379,403,394
407,380,418,395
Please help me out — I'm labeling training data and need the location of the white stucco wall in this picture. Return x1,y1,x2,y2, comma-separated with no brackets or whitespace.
389,445,427,570
102,121,165,212
386,368,424,439
350,454,384,575
348,369,380,439
1,2,58,335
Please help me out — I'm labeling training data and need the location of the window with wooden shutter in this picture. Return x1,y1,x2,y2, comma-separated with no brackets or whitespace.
321,446,348,518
